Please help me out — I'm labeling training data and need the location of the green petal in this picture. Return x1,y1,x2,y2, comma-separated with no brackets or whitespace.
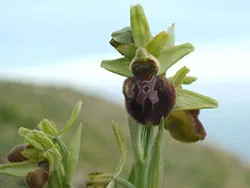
146,31,168,58
174,88,218,111
165,23,175,47
130,4,152,47
0,161,37,177
64,123,83,187
169,66,190,87
115,43,137,60
101,58,133,77
158,43,194,74
111,26,134,44
182,76,197,85
165,110,206,143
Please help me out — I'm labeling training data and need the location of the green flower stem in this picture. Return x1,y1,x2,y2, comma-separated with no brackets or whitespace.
134,160,147,188
147,118,165,188
128,117,155,188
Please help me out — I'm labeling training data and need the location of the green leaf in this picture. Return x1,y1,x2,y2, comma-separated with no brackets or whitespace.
59,101,82,135
147,118,165,188
43,147,62,173
182,76,197,85
127,163,135,185
112,122,127,178
169,66,190,87
87,173,136,188
38,119,58,137
111,26,134,44
174,88,218,111
130,4,151,47
146,31,168,58
0,161,37,177
114,177,137,188
48,163,65,188
165,23,175,47
158,43,194,74
19,128,54,150
107,180,116,188
101,58,133,77
165,110,206,143
64,123,83,187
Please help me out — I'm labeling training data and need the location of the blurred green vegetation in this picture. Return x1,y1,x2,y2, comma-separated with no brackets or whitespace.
0,80,249,188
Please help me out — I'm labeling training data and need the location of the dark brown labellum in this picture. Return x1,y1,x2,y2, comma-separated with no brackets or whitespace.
7,144,30,163
26,167,49,188
123,75,176,125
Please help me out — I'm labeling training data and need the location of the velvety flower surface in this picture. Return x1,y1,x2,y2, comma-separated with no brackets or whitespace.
123,75,176,125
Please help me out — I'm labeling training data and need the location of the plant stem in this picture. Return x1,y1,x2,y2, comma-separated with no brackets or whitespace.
128,117,155,188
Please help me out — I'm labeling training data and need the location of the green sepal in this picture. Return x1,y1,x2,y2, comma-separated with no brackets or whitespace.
0,161,37,177
158,43,194,74
174,88,218,111
111,26,134,44
165,110,206,143
101,58,132,77
19,128,54,150
130,4,152,47
111,41,137,60
146,31,168,58
38,119,58,137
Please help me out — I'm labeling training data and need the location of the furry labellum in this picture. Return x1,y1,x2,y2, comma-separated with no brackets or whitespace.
123,75,176,125
7,144,31,163
26,166,49,188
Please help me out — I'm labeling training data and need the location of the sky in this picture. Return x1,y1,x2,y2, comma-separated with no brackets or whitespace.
1,0,250,84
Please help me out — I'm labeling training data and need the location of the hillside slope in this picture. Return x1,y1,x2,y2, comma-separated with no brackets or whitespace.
0,80,249,188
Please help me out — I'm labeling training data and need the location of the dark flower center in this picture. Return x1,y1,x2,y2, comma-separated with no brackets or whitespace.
136,75,159,113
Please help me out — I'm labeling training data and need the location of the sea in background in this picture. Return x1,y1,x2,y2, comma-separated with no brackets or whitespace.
88,81,250,163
